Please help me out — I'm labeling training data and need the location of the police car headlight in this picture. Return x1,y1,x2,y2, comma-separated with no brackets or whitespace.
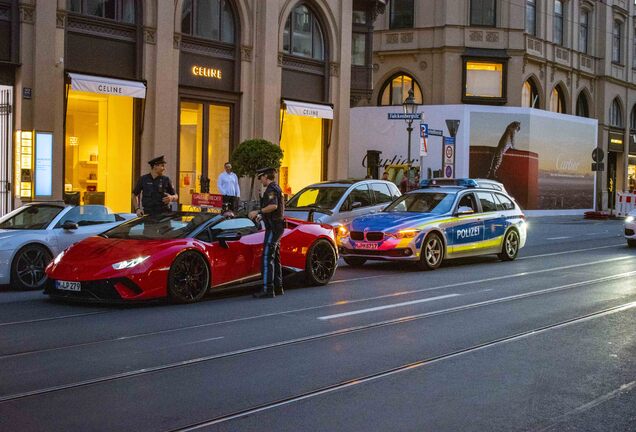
626,216,635,223
389,229,421,239
112,256,149,270
335,225,349,239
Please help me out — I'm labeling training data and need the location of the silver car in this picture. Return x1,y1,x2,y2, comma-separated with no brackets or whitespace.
285,179,401,229
0,203,135,290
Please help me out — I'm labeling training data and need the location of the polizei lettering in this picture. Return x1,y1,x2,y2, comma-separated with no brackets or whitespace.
456,226,480,239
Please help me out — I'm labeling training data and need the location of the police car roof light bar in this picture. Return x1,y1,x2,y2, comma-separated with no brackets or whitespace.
420,178,478,188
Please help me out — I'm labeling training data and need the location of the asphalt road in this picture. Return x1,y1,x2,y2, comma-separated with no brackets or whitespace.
0,216,634,432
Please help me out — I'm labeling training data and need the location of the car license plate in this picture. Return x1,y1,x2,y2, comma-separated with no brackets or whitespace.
56,280,81,292
357,242,379,250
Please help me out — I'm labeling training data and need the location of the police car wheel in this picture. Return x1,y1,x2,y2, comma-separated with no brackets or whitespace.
167,251,210,303
417,233,444,271
627,239,636,248
11,244,53,290
343,257,367,267
498,229,520,261
305,239,337,286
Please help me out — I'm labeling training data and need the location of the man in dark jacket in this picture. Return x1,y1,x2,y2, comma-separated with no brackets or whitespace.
132,155,178,216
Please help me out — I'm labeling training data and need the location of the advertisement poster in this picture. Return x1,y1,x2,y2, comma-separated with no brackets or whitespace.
469,111,595,210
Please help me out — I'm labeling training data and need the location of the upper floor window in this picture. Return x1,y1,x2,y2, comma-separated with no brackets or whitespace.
633,29,636,68
378,74,423,106
464,60,505,101
181,0,235,43
525,0,536,36
522,79,539,108
471,0,496,27
579,10,589,54
283,4,325,60
554,0,564,45
67,0,135,24
630,106,636,130
352,32,366,66
609,98,623,127
576,92,590,118
389,0,414,29
549,85,566,114
612,20,623,64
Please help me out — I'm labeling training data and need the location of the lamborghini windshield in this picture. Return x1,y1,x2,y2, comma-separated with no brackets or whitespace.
101,213,221,240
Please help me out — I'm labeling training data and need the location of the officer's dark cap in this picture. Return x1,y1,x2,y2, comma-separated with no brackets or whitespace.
148,155,166,167
256,167,276,178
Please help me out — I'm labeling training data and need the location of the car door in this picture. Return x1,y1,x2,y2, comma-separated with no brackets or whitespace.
448,192,485,256
476,191,506,253
53,205,122,251
337,184,374,225
201,218,262,286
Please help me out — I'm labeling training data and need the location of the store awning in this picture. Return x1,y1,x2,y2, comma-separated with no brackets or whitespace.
68,73,147,99
283,100,333,119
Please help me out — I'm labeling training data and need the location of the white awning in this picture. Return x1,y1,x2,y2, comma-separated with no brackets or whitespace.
68,73,147,99
283,100,333,119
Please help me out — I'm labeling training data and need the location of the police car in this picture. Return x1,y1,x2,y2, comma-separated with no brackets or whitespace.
338,179,527,270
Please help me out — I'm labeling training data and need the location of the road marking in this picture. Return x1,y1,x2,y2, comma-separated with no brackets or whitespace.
318,294,459,320
517,243,625,260
546,236,571,240
0,311,111,327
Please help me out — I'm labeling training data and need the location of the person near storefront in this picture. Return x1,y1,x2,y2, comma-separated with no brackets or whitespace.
132,155,178,217
217,162,240,211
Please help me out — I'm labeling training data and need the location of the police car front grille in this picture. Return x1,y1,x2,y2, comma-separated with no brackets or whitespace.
350,231,364,241
365,232,384,241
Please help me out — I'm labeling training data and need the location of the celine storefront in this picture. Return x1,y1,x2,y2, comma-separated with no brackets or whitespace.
177,0,240,210
62,1,144,214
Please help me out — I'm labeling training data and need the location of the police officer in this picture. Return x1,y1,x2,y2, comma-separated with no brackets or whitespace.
132,155,178,216
249,167,284,298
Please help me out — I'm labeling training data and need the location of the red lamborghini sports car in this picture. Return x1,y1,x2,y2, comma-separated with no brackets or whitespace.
44,213,338,303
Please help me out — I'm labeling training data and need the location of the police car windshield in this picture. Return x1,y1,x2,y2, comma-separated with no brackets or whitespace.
102,213,221,240
384,192,455,214
287,186,348,210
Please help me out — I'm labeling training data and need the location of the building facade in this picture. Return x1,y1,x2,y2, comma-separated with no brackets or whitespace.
0,0,385,214
363,0,636,210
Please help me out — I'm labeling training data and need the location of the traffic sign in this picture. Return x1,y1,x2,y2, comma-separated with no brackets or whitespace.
444,143,455,165
443,136,455,145
388,112,423,120
420,123,428,137
592,148,605,163
591,162,605,171
419,136,428,156
444,165,454,178
428,129,443,136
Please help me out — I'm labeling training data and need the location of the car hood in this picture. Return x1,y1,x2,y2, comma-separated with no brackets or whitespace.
350,212,441,232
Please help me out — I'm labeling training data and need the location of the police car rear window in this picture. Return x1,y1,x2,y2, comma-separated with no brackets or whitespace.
494,193,515,211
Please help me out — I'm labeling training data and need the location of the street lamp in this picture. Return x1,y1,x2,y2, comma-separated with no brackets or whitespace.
402,88,418,190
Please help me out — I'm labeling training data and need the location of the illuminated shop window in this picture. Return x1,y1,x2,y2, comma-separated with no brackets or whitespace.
378,74,423,106
464,61,505,101
283,3,325,60
65,90,133,212
67,0,136,24
181,0,235,44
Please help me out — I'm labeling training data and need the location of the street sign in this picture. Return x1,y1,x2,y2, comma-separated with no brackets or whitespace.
592,148,605,163
428,128,443,136
420,136,428,156
387,112,422,120
444,143,455,165
420,123,428,137
444,165,454,178
591,162,605,172
443,136,455,145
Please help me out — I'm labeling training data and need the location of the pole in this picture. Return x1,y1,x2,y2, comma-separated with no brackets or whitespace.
407,120,413,191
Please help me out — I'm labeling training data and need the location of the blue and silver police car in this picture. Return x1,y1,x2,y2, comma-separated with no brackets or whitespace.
337,179,527,270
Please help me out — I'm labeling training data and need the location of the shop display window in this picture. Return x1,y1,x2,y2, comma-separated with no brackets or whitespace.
65,89,133,213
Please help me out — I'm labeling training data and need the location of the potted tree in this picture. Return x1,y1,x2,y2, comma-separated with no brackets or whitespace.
231,138,284,210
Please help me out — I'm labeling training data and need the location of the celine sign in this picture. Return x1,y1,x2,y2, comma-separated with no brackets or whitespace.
191,66,223,79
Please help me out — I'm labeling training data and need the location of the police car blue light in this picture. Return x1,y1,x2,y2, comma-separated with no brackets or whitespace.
338,181,527,270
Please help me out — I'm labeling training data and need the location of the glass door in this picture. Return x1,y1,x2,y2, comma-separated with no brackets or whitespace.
179,101,230,210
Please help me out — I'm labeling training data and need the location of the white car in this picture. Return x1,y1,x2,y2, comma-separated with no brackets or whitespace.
0,203,135,289
625,208,636,247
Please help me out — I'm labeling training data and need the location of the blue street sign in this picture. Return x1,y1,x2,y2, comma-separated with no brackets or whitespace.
443,136,456,145
428,128,443,136
388,112,423,120
420,123,428,137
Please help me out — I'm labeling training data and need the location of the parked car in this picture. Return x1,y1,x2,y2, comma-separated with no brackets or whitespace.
0,203,135,290
625,209,636,247
285,179,401,229
45,212,338,303
338,178,527,270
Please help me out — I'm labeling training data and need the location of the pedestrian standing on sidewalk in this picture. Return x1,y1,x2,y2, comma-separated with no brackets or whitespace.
132,155,178,217
217,162,240,211
249,167,284,298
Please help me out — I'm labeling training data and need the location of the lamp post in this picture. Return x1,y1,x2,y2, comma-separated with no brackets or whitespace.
402,88,418,190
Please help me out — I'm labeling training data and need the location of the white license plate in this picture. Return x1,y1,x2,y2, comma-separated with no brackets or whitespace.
357,242,379,250
56,280,81,292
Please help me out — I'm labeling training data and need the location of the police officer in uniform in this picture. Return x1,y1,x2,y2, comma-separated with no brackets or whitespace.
249,167,284,298
132,155,178,216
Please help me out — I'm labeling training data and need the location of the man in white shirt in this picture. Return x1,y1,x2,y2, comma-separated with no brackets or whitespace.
217,162,241,211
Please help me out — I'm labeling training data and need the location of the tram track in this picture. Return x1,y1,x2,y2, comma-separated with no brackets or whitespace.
1,269,634,404
168,299,636,431
1,255,632,359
